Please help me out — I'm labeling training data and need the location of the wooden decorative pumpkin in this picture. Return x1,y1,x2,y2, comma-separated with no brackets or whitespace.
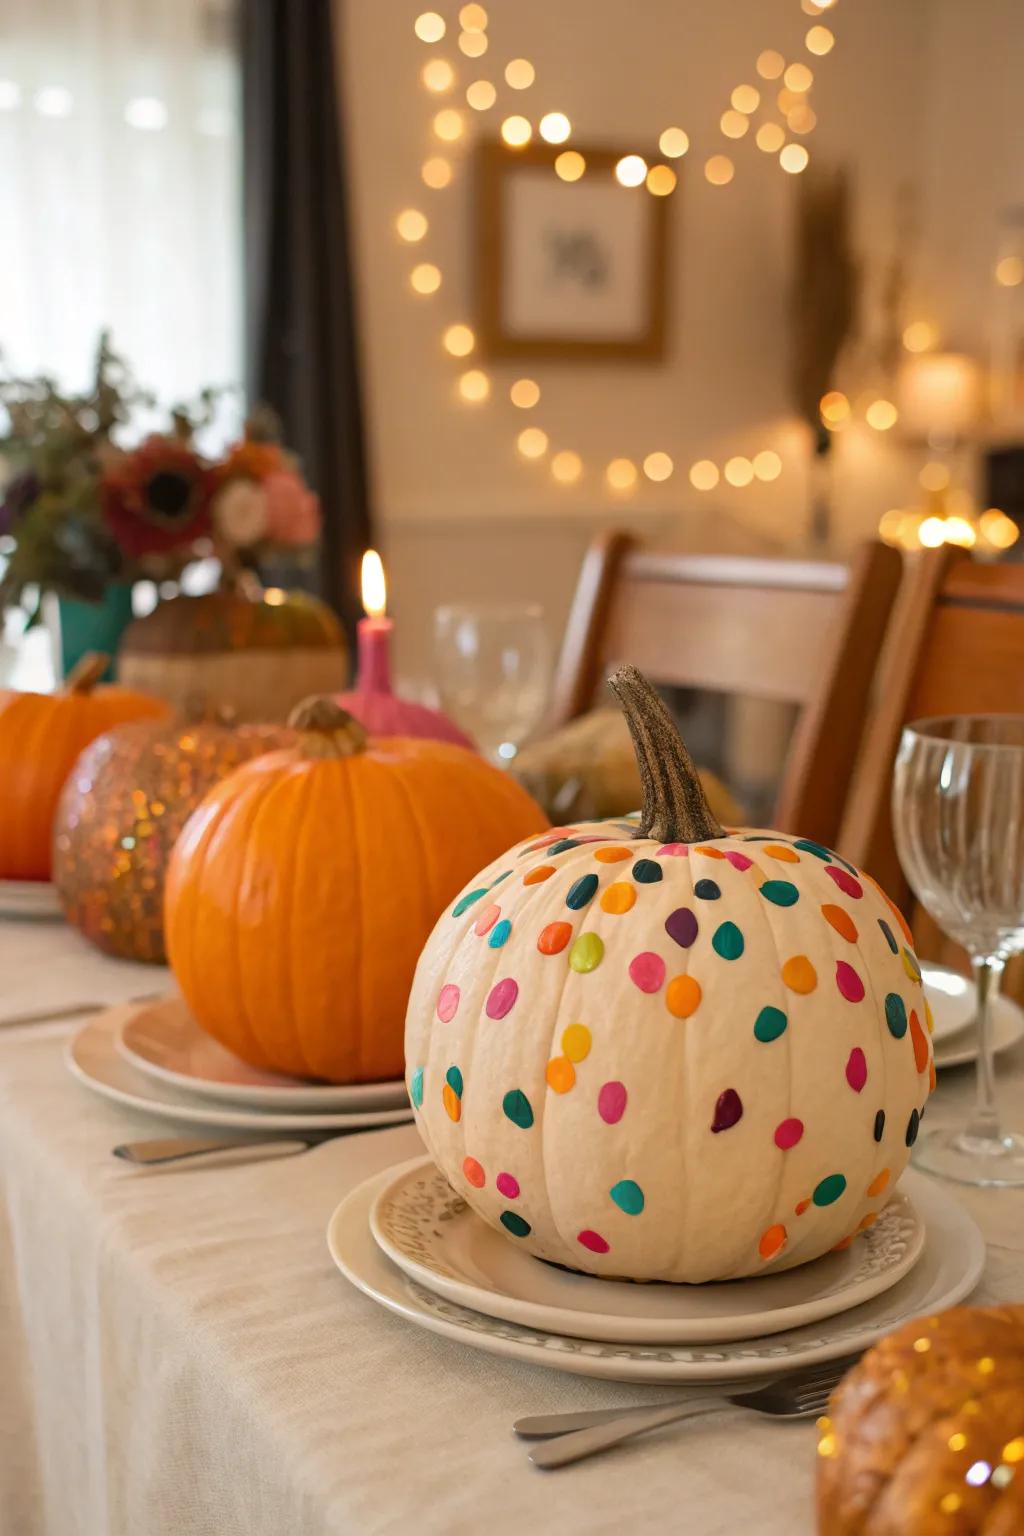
405,666,934,1283
117,585,349,723
164,698,548,1083
0,654,168,882
52,714,293,962
817,1305,1024,1535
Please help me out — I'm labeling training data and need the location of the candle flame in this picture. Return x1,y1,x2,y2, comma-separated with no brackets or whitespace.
361,549,387,618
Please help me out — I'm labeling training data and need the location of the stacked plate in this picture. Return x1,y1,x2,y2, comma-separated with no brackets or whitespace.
924,963,1024,1069
0,879,62,921
328,1157,985,1385
66,996,413,1134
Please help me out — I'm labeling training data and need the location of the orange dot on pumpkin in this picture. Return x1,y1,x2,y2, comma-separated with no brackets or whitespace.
600,882,636,914
537,921,573,955
666,974,702,1018
764,844,800,862
795,1198,811,1215
832,1234,855,1252
695,845,727,859
594,846,632,863
524,864,556,885
910,1009,930,1072
442,1083,462,1121
782,955,817,993
929,1058,937,1093
546,1055,576,1093
821,903,858,943
867,1168,890,1197
759,1223,787,1260
474,903,501,936
462,1155,485,1187
858,1211,878,1231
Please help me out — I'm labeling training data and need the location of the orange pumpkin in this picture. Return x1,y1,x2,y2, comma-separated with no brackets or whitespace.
0,653,168,881
165,697,548,1083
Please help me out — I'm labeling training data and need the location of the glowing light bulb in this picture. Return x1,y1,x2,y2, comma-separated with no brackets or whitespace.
820,390,850,425
756,122,786,153
395,208,428,242
902,320,938,353
443,324,475,357
410,263,442,295
517,427,549,459
944,516,976,548
459,368,490,402
720,109,749,139
505,58,535,90
466,80,496,110
919,515,946,547
659,126,689,158
756,50,785,81
422,59,454,92
433,108,464,141
725,456,754,487
554,150,586,181
996,256,1024,287
551,450,583,484
731,84,761,114
753,449,782,482
866,399,898,431
805,25,835,55
414,12,446,44
606,458,638,492
539,111,571,143
785,62,814,91
421,156,453,188
646,164,677,196
643,452,674,482
780,143,810,174
704,155,734,186
689,460,719,490
459,4,488,28
615,154,648,188
500,114,531,147
459,29,488,57
510,378,540,408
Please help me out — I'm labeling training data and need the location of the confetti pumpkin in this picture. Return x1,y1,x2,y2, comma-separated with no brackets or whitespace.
405,666,934,1283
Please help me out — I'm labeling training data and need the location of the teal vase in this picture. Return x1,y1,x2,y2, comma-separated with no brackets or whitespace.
58,586,135,682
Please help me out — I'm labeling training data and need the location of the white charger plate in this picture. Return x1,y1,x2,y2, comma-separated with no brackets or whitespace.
328,1161,985,1384
0,880,62,921
368,1157,925,1345
67,1007,414,1132
115,996,408,1112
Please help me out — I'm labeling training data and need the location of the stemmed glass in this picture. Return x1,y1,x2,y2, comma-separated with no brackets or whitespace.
892,715,1024,1185
433,603,550,765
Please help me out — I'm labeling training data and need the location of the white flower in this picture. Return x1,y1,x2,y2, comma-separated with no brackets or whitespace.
213,478,269,548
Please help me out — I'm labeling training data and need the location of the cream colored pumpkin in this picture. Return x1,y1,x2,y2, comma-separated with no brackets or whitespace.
405,667,934,1283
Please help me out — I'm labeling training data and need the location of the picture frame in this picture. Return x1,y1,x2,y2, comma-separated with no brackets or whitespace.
476,141,670,362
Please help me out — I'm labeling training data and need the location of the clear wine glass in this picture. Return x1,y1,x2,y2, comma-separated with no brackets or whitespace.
892,714,1024,1186
433,603,550,765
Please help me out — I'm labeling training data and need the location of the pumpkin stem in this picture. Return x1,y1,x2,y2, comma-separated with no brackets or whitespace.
288,696,368,759
64,652,110,695
608,665,726,844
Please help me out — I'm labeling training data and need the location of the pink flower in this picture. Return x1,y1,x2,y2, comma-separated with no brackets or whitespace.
263,471,320,546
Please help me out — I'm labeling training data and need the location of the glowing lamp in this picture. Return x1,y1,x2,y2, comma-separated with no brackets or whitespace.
896,353,983,444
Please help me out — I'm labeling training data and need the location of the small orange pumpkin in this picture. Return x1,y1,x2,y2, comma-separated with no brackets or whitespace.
165,697,548,1083
0,653,168,881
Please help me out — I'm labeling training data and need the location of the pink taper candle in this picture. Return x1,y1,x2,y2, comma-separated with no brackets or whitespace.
355,550,393,693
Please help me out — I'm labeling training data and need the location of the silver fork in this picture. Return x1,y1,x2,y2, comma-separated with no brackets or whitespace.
523,1354,854,1470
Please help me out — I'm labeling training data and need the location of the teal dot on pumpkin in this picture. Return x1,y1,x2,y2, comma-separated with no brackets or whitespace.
488,919,512,948
792,839,832,862
500,1211,532,1237
445,1065,464,1098
753,1005,788,1043
632,859,663,884
453,887,488,917
760,880,800,908
885,992,908,1039
694,879,721,900
549,838,582,854
410,1068,424,1108
569,932,604,973
566,873,599,910
610,1179,645,1215
490,870,512,885
878,919,898,955
712,921,745,960
503,1089,534,1129
812,1173,847,1207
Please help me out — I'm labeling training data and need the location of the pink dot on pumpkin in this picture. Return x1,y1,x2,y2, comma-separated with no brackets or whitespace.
836,961,865,1003
577,1229,610,1254
474,904,500,936
436,984,460,1022
725,851,753,871
598,1081,627,1124
486,978,519,1019
496,1172,520,1198
846,1047,867,1092
774,1117,804,1150
826,865,863,900
657,843,689,856
628,952,667,993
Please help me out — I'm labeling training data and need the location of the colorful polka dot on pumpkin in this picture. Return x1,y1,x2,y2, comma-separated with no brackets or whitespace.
566,874,599,910
711,1087,743,1133
695,845,727,860
632,859,663,884
503,1088,534,1129
548,838,582,855
764,844,800,863
537,921,573,956
873,1109,886,1142
822,904,858,942
846,1047,867,1092
598,1080,627,1124
496,1171,520,1198
657,843,689,857
760,880,799,908
490,870,512,886
665,907,698,948
523,864,555,886
601,882,636,915
453,887,488,917
666,974,702,1019
410,1067,424,1108
442,1084,461,1121
759,1223,787,1260
694,878,721,901
570,933,604,972
445,1065,463,1096
609,1178,645,1215
463,1156,485,1187
793,838,831,862
725,850,753,872
782,955,817,993
795,1198,811,1215
486,978,519,1019
813,1173,847,1207
488,919,512,949
867,1168,890,1197
836,961,865,1003
629,951,666,993
885,993,908,1039
474,904,500,936
594,846,631,863
754,1005,787,1042
577,1229,610,1254
924,998,935,1035
546,1056,575,1093
910,1009,930,1072
561,1023,592,1062
825,865,863,900
878,919,898,955
437,983,461,1022
902,947,922,984
712,921,745,960
929,1058,936,1093
774,1117,804,1150
906,1108,920,1146
500,1211,531,1237
858,1212,878,1231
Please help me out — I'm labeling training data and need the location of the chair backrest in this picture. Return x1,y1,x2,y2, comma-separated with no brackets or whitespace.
549,533,903,846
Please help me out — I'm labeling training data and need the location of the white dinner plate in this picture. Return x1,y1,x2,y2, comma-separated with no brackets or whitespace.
0,880,62,921
67,1007,415,1132
923,964,1024,1065
327,1161,984,1384
115,996,409,1112
368,1157,925,1345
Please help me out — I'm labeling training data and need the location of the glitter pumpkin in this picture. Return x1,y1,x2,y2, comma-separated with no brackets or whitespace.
405,666,933,1283
53,714,293,962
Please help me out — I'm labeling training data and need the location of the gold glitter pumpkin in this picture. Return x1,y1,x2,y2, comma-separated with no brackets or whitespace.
53,714,292,962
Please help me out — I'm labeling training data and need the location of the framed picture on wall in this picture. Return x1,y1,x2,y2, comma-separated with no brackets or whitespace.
476,141,670,361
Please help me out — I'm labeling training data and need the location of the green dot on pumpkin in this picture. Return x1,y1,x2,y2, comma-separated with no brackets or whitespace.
445,1065,463,1098
753,1006,788,1043
712,921,745,960
569,932,604,973
609,1179,645,1215
792,839,832,862
502,1089,534,1129
760,880,800,908
812,1173,847,1207
453,887,488,917
500,1211,532,1237
410,1068,424,1108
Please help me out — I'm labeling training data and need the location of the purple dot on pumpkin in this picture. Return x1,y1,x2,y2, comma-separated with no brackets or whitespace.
486,978,519,1019
628,951,666,993
774,1117,804,1150
657,843,689,856
577,1229,610,1254
436,984,460,1022
598,1081,627,1124
836,960,865,1003
665,907,698,948
725,850,753,872
826,865,863,900
711,1088,743,1133
845,1047,867,1092
496,1172,520,1199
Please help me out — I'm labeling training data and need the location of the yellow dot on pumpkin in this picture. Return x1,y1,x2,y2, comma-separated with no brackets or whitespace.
867,1168,890,1197
666,975,702,1018
782,955,817,993
600,882,637,914
764,843,800,862
902,949,922,984
546,1055,576,1093
759,1223,787,1259
924,998,935,1034
442,1083,462,1121
523,864,555,885
594,846,632,863
561,1024,592,1062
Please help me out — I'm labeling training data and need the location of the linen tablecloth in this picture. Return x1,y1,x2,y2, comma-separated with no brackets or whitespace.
1,923,1023,1536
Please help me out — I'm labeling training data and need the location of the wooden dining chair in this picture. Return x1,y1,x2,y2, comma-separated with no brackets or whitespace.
548,531,904,848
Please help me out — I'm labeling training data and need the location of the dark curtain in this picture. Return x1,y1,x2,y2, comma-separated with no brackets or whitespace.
241,0,371,638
